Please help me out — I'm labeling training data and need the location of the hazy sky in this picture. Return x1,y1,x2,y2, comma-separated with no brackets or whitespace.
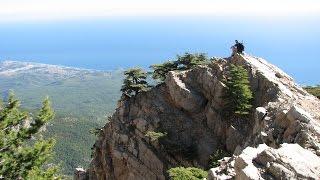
1,0,320,22
0,0,319,84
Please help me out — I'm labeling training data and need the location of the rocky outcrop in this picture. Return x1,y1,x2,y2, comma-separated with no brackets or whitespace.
208,143,320,180
79,54,320,180
74,168,88,180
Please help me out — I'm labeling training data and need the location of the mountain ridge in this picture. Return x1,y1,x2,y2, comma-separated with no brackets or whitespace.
76,54,320,179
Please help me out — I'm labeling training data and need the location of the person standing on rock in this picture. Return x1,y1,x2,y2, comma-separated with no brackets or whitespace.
231,40,245,56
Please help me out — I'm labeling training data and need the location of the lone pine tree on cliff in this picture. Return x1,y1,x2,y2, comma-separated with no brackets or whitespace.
121,68,150,98
0,94,61,179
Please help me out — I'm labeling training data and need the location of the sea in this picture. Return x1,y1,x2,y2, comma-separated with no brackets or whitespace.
0,16,319,85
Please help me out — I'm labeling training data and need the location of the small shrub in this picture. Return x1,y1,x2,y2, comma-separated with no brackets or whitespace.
89,127,103,136
145,131,167,141
208,149,230,168
167,167,208,180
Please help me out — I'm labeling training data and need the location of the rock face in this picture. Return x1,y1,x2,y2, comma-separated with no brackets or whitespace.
74,168,88,180
79,54,320,180
209,143,320,180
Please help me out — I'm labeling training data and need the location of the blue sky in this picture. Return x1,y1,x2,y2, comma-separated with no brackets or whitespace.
0,1,319,84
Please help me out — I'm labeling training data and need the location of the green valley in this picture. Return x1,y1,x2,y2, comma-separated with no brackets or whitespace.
0,61,123,175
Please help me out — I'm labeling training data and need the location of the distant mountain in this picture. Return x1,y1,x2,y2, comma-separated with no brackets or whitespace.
0,60,123,175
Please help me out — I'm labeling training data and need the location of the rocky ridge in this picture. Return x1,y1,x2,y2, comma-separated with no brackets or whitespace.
76,54,320,180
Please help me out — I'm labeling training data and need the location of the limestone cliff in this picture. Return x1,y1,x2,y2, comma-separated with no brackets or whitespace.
76,54,320,180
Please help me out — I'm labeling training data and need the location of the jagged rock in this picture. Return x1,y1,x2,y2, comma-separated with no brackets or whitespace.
78,54,320,180
208,157,235,180
266,162,295,179
74,168,88,180
275,109,289,128
165,71,207,113
255,107,267,121
226,126,244,153
287,105,313,124
234,144,268,180
209,144,320,180
132,118,147,132
268,143,320,179
253,107,267,134
275,72,283,78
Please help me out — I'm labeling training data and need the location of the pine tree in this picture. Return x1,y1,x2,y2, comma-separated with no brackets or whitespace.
176,53,208,70
0,94,60,179
121,68,150,97
224,64,253,116
150,61,178,81
150,53,208,82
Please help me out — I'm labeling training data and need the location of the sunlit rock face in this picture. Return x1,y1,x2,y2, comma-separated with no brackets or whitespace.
78,54,320,180
208,144,320,180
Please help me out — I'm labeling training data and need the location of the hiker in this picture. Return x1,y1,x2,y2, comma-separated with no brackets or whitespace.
231,40,245,56
235,40,245,54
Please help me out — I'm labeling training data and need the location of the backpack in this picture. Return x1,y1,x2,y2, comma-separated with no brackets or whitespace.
237,43,245,53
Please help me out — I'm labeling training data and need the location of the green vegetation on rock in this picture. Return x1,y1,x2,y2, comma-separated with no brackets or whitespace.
150,61,178,81
0,94,60,179
208,149,230,169
0,67,123,175
168,167,208,180
176,53,208,70
304,85,320,99
121,68,150,97
145,131,167,141
223,64,253,116
151,53,209,82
